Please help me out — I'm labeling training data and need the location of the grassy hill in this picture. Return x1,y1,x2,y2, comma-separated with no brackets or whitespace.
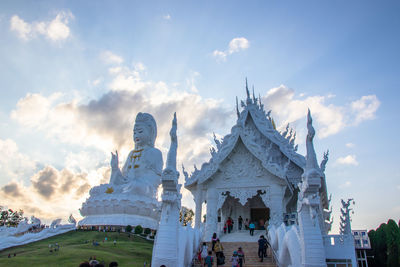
0,230,153,267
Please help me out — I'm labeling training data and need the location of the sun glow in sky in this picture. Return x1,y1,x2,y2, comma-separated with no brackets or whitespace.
0,1,399,233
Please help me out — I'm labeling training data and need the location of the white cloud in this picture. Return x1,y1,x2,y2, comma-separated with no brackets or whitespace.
351,95,380,125
260,85,380,138
339,181,352,188
90,77,102,86
133,62,146,72
163,14,171,20
11,62,232,171
346,143,355,148
10,11,73,42
10,15,31,40
186,71,200,93
0,138,37,182
336,155,359,166
212,50,227,61
100,51,124,65
0,164,108,222
228,37,250,53
213,37,250,61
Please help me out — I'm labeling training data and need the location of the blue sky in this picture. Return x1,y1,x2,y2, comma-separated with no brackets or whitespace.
0,1,399,232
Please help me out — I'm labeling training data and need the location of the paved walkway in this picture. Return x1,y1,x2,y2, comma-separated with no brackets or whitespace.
220,230,267,242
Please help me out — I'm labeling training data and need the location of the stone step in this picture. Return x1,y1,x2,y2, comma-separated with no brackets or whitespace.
193,242,276,267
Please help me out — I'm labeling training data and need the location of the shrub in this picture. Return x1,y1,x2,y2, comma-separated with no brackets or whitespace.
144,228,151,235
134,225,143,234
125,225,132,233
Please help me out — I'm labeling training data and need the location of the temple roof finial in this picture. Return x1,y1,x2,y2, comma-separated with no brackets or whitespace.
252,85,257,104
236,96,240,118
305,109,320,171
245,78,251,104
166,112,178,171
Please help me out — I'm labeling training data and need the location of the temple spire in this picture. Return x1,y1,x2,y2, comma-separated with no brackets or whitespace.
305,109,320,171
236,96,240,118
252,85,256,104
245,78,251,104
166,112,177,171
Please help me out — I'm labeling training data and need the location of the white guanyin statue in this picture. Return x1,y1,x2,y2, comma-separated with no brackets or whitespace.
79,112,170,229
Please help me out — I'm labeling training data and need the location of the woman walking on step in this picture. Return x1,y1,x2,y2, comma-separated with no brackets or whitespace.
214,239,224,258
230,251,240,267
214,239,225,266
237,247,245,267
211,233,218,251
200,242,208,265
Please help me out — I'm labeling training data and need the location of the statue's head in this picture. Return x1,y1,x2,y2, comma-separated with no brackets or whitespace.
133,112,157,148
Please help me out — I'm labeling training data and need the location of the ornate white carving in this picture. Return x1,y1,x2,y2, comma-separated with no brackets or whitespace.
217,193,228,210
185,92,306,189
259,188,271,207
217,187,270,206
228,189,255,205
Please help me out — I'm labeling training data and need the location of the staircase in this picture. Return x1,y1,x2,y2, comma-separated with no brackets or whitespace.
193,241,276,267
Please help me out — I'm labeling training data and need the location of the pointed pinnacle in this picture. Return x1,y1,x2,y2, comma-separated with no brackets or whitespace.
236,96,240,118
245,78,250,99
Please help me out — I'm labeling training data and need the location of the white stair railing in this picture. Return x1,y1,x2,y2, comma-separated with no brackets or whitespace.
267,235,280,267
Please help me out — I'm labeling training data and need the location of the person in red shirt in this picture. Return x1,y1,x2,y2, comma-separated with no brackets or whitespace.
226,217,233,233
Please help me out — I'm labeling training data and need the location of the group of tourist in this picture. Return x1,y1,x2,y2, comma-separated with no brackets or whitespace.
198,232,247,267
197,231,270,266
49,242,60,252
198,234,225,266
223,216,248,233
223,215,268,236
79,256,118,267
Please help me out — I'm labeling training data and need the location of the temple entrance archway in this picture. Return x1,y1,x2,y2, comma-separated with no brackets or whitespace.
219,192,271,232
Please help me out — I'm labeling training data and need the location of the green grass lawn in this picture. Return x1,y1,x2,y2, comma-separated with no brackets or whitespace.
0,230,154,267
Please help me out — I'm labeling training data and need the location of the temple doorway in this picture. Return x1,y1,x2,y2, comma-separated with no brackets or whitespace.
250,208,270,230
219,193,271,232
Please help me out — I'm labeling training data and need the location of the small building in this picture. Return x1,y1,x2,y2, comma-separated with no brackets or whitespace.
352,230,371,267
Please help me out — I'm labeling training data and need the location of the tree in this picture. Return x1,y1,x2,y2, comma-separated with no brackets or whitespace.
144,228,151,235
375,223,388,266
179,206,194,226
0,206,24,227
369,219,400,267
134,225,143,234
367,230,377,267
386,219,400,267
125,225,132,233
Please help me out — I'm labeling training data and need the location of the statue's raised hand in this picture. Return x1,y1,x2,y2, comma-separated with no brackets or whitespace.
170,112,177,143
111,150,119,170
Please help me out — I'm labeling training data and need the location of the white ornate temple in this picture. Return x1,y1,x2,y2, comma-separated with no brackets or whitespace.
184,83,357,266
185,85,308,236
